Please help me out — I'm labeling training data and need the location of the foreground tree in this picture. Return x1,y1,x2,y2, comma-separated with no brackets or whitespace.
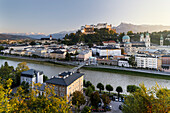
123,83,170,113
106,84,113,95
85,86,93,97
97,83,104,93
101,94,111,111
72,91,86,111
90,91,101,110
127,85,140,93
116,86,123,97
0,79,72,113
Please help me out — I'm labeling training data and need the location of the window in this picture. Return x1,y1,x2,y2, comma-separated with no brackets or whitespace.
63,88,65,91
59,87,61,91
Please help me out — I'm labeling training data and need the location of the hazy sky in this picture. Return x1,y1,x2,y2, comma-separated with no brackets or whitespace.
1,0,170,34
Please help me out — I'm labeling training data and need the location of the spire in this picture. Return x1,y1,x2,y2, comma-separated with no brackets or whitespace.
160,34,163,40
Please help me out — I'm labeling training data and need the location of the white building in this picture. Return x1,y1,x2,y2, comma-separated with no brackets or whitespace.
118,60,129,67
135,56,158,69
91,46,121,57
21,69,43,88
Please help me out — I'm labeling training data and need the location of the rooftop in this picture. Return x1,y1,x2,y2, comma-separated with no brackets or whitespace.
21,69,43,78
45,72,84,86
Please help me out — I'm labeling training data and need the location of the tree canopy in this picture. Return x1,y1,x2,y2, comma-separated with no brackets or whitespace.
106,84,113,95
72,91,86,110
123,83,170,113
97,83,104,93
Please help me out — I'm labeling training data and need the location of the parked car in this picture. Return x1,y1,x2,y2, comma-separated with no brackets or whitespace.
119,97,122,102
102,105,112,110
119,104,122,110
115,98,118,102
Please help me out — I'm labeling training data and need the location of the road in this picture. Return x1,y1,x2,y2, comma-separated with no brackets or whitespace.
1,54,170,76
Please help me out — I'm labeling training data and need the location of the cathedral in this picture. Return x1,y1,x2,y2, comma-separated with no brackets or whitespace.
118,33,151,54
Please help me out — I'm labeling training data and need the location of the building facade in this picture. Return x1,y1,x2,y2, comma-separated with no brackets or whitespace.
45,71,84,100
21,69,43,88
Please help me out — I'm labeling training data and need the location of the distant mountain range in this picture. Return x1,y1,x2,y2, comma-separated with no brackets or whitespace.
0,34,32,40
1,22,170,40
1,30,76,40
114,22,170,33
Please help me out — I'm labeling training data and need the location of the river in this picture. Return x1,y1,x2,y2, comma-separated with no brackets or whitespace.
0,59,169,94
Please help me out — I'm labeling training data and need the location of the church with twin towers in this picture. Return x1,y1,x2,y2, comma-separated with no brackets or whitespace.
118,33,151,54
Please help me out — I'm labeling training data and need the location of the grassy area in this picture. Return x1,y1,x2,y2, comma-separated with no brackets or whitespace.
0,56,7,59
0,56,74,68
83,67,170,80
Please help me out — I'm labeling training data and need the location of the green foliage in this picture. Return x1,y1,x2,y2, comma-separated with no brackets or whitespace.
72,91,85,110
91,85,95,91
101,94,111,111
106,84,113,95
65,52,71,61
43,75,48,82
128,56,137,67
90,91,101,109
127,85,140,93
81,106,91,113
123,83,170,113
21,81,29,94
116,86,123,97
0,80,72,113
29,41,36,46
85,86,93,97
85,81,92,87
97,83,104,93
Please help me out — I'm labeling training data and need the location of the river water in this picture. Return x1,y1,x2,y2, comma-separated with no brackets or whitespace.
0,59,169,94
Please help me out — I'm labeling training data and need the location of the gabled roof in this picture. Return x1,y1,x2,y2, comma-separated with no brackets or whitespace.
45,72,84,86
21,69,43,78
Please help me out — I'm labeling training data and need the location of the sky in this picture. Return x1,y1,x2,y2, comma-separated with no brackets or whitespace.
0,0,170,35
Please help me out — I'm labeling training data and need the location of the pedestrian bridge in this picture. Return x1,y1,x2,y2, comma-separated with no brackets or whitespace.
69,62,86,72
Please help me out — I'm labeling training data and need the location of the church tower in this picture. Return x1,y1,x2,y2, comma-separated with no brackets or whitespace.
50,35,52,40
160,34,164,46
145,33,150,49
140,34,145,42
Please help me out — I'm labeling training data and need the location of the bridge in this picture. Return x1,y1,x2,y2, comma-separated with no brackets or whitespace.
69,62,86,72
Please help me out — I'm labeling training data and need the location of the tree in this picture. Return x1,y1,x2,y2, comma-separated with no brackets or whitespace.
85,81,92,87
65,52,71,61
81,106,91,113
116,86,123,97
127,85,140,93
123,83,169,113
21,81,29,94
15,62,29,86
43,75,48,82
91,85,95,91
121,48,125,55
97,83,104,93
106,84,113,95
128,56,137,67
72,91,85,111
127,31,133,35
90,91,101,110
85,86,93,97
101,94,111,111
0,79,72,113
29,41,36,46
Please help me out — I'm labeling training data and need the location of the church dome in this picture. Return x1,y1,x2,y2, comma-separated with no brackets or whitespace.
122,35,130,40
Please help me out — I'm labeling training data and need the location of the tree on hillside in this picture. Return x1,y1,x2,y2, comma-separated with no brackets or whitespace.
29,41,36,46
123,83,169,113
72,91,86,111
127,31,133,35
97,83,104,93
106,84,113,95
116,86,123,97
90,91,101,110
